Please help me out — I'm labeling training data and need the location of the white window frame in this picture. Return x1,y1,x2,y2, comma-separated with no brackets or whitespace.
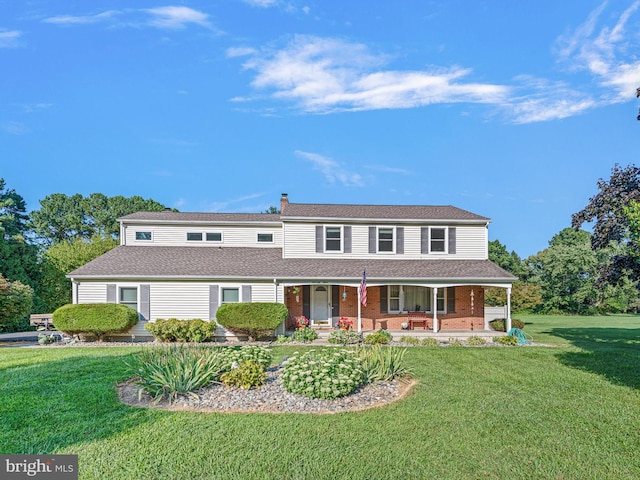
135,231,152,241
325,225,343,252
206,232,223,243
119,286,138,312
186,232,203,242
429,227,448,254
377,226,395,253
257,232,274,243
387,286,446,314
221,287,240,304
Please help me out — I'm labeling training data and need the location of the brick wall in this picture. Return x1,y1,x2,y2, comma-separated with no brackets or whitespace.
284,285,485,331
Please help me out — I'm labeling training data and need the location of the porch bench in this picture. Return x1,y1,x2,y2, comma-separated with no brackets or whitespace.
30,313,54,330
408,311,430,330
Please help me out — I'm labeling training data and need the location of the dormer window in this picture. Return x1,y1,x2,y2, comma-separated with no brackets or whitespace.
135,231,152,241
206,232,222,242
187,232,203,241
257,233,274,243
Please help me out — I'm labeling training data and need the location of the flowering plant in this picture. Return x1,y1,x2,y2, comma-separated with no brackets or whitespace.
338,317,353,331
291,286,300,295
294,315,309,329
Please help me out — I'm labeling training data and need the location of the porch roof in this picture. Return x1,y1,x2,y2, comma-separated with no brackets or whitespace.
69,246,516,283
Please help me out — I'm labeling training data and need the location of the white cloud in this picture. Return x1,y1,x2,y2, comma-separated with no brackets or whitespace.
295,150,364,187
226,46,258,58
145,6,211,29
207,192,265,212
44,6,212,30
243,0,279,7
364,165,410,175
239,35,509,114
555,1,640,101
0,30,22,48
1,121,29,135
44,10,121,25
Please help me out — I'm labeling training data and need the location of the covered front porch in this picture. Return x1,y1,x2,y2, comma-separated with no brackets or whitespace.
283,282,513,333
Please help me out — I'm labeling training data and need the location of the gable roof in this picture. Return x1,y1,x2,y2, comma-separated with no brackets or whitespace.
281,203,489,222
69,246,515,283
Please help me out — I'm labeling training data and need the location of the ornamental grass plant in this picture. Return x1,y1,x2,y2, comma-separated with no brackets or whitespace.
356,345,410,383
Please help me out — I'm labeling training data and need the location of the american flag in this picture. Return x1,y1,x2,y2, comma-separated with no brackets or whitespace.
360,270,367,307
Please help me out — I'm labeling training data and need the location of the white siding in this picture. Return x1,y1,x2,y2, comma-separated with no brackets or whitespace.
251,284,277,303
149,283,211,321
283,222,487,260
124,224,282,248
77,283,107,304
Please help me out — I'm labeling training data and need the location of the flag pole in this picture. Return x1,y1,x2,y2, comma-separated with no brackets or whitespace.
357,285,362,333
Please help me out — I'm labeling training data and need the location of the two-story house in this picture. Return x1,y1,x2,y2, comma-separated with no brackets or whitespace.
68,194,516,339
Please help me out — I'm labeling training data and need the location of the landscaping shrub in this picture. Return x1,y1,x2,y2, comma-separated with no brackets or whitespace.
275,334,292,344
144,318,216,342
281,349,365,399
220,360,266,390
494,335,518,346
489,318,525,332
448,338,464,346
216,302,288,341
53,303,138,340
292,326,318,343
218,345,273,370
399,336,420,345
128,345,225,402
327,330,362,345
467,335,487,346
421,337,440,346
364,329,392,345
356,345,410,383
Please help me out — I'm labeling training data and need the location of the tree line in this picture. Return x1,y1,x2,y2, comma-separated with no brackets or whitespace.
0,181,170,331
2,164,640,331
487,164,640,314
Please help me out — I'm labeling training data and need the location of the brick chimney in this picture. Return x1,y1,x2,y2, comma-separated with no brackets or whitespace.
280,193,289,213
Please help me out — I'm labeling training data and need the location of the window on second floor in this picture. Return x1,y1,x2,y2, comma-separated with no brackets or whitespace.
325,226,342,251
430,228,446,253
378,227,394,252
187,232,203,241
206,232,222,242
257,232,274,243
135,231,152,241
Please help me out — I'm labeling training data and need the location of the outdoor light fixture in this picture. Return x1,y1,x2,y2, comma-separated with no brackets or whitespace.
342,286,347,301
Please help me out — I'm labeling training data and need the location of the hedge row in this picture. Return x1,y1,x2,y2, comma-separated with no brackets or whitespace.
144,318,216,342
53,303,138,340
216,302,287,341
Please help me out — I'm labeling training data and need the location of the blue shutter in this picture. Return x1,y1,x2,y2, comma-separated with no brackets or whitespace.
369,227,376,253
344,226,352,253
448,227,456,254
421,227,429,254
242,285,252,302
316,226,323,253
106,284,116,303
396,227,404,254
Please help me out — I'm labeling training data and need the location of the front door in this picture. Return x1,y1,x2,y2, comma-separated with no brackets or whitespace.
311,285,331,327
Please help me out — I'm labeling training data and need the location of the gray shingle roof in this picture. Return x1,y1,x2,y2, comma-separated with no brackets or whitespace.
118,212,281,223
69,246,515,282
281,203,489,221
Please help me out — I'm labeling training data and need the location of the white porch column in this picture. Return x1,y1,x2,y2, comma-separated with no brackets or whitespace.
432,287,438,333
72,280,78,304
506,286,512,331
357,286,362,333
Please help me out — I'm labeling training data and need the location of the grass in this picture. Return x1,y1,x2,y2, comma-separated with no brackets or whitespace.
2,314,640,479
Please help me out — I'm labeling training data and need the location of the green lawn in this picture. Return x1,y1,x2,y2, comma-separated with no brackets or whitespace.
2,315,640,479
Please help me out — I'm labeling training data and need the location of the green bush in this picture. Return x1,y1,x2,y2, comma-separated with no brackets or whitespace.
218,345,273,371
127,345,225,402
292,326,318,343
53,303,138,340
281,349,365,399
448,338,464,346
144,318,216,342
364,329,392,345
356,346,410,383
220,360,266,390
489,318,525,332
494,335,518,346
399,336,420,345
328,330,362,345
467,335,487,346
275,334,292,344
0,276,33,333
216,302,288,341
421,337,440,346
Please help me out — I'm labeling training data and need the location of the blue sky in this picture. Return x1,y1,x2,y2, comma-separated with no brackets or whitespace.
2,0,640,258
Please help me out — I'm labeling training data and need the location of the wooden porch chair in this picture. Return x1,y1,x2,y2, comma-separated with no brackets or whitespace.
408,311,429,330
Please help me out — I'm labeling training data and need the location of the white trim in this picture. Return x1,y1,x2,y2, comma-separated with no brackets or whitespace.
429,226,448,254
324,225,343,253
377,226,395,254
310,285,332,326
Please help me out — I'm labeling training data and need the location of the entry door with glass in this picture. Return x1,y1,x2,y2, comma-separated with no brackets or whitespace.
310,285,331,327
